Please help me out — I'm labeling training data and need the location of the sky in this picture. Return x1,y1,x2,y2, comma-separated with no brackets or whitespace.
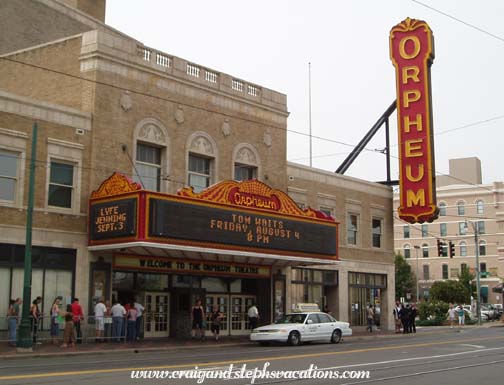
106,0,504,185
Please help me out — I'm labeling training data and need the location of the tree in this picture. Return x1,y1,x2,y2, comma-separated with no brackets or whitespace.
430,280,468,304
458,265,476,303
395,253,416,300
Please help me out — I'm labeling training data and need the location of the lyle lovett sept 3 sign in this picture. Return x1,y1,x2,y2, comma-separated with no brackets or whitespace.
390,18,438,223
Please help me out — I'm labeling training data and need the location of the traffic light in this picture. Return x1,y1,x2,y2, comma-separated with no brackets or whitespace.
449,241,455,258
437,239,443,256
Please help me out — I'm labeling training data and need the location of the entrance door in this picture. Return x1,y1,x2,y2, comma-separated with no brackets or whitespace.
205,294,229,335
230,295,255,335
144,292,170,337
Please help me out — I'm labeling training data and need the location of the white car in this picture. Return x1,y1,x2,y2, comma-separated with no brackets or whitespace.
250,312,352,346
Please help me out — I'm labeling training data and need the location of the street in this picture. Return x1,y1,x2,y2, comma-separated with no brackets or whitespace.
0,327,503,384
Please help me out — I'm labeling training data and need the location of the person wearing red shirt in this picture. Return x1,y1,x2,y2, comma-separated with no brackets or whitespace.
71,298,84,344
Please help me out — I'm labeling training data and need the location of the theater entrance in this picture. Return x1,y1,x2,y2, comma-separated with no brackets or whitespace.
205,294,256,336
143,292,170,338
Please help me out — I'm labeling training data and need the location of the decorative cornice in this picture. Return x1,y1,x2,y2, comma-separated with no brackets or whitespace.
91,172,142,199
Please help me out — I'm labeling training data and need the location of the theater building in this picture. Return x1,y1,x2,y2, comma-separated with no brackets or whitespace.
0,0,395,335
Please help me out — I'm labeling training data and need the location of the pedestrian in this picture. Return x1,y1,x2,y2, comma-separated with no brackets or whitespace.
31,297,42,344
366,304,374,332
61,304,75,348
94,297,107,342
409,303,417,333
126,301,138,342
393,301,401,333
50,297,61,345
248,303,259,330
323,305,332,315
71,298,84,344
191,299,205,339
210,305,223,341
447,304,457,328
400,304,410,334
134,300,145,340
104,300,112,341
111,300,126,342
457,304,465,327
7,299,19,347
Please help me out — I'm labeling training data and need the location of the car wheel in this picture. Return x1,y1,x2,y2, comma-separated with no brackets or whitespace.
288,331,301,346
331,329,342,344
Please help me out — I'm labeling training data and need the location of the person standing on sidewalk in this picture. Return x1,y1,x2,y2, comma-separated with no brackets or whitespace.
71,298,84,344
366,304,374,333
447,304,457,329
31,297,42,344
94,297,107,342
50,297,61,345
7,299,20,347
134,300,145,340
111,300,126,342
457,304,465,328
126,302,138,342
61,304,76,348
409,303,417,333
191,299,205,340
393,301,401,333
248,303,259,330
210,305,223,341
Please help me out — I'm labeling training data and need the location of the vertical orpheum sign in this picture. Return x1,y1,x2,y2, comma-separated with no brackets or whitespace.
390,18,438,223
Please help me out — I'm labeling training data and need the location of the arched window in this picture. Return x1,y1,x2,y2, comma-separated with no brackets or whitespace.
457,201,465,216
459,241,467,257
186,132,218,193
422,243,429,258
439,202,447,216
133,118,169,192
479,240,486,256
403,244,411,258
476,200,484,215
232,144,260,181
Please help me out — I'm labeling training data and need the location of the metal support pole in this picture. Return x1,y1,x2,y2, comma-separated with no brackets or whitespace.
385,118,391,184
414,245,420,302
308,62,312,168
17,122,37,350
467,220,481,326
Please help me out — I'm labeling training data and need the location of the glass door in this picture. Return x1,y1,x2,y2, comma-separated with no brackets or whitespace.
230,295,255,335
205,294,229,335
144,292,170,337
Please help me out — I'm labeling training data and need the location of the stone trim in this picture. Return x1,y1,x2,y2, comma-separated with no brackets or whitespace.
0,90,92,130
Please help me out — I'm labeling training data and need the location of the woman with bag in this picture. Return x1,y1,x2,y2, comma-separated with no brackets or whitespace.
126,302,138,342
61,304,76,348
50,297,61,345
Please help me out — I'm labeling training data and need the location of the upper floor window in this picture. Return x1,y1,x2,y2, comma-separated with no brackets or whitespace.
234,164,257,181
477,220,485,234
480,262,487,273
459,222,467,235
422,243,429,258
404,245,411,258
372,218,382,248
423,265,430,280
440,223,447,237
441,242,448,257
461,263,467,272
442,265,449,279
188,154,211,193
439,202,447,216
421,224,428,237
476,200,484,214
48,161,74,208
457,201,465,216
233,145,259,182
347,213,359,246
403,225,410,239
459,241,467,257
479,240,486,256
0,150,18,202
135,143,161,191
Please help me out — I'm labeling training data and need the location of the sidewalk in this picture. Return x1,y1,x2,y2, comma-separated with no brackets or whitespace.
1,323,501,358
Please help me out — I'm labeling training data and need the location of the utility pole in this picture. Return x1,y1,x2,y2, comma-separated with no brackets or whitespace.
17,122,37,351
467,220,481,326
414,245,420,302
308,62,312,168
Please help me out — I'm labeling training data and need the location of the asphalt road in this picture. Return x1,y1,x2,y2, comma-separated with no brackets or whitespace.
1,327,503,385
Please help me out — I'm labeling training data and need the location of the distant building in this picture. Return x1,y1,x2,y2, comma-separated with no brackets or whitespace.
394,158,504,304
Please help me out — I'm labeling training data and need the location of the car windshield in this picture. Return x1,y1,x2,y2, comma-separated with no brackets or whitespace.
275,314,307,324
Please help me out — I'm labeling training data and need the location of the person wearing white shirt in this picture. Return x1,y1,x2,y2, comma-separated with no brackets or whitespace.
134,301,145,340
111,301,126,342
247,304,259,330
94,298,107,341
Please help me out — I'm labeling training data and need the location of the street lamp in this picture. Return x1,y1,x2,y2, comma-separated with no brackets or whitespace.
414,245,420,302
466,220,481,326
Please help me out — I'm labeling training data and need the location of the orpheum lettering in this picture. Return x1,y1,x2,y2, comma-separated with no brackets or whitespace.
228,188,280,211
390,18,438,223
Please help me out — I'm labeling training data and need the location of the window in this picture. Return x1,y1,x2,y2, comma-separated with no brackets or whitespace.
479,240,486,256
476,200,484,214
188,154,211,193
442,265,448,279
422,244,429,258
0,150,18,202
423,265,429,280
457,201,465,216
440,223,447,237
347,214,358,245
421,224,428,237
461,263,467,272
135,143,161,191
403,225,410,239
48,161,74,208
459,222,466,235
477,220,485,234
439,202,447,216
404,245,411,258
480,262,487,273
441,242,448,257
372,218,382,248
459,241,467,257
234,164,257,181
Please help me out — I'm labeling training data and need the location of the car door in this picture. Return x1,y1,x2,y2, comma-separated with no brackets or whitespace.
317,313,333,339
305,314,321,341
